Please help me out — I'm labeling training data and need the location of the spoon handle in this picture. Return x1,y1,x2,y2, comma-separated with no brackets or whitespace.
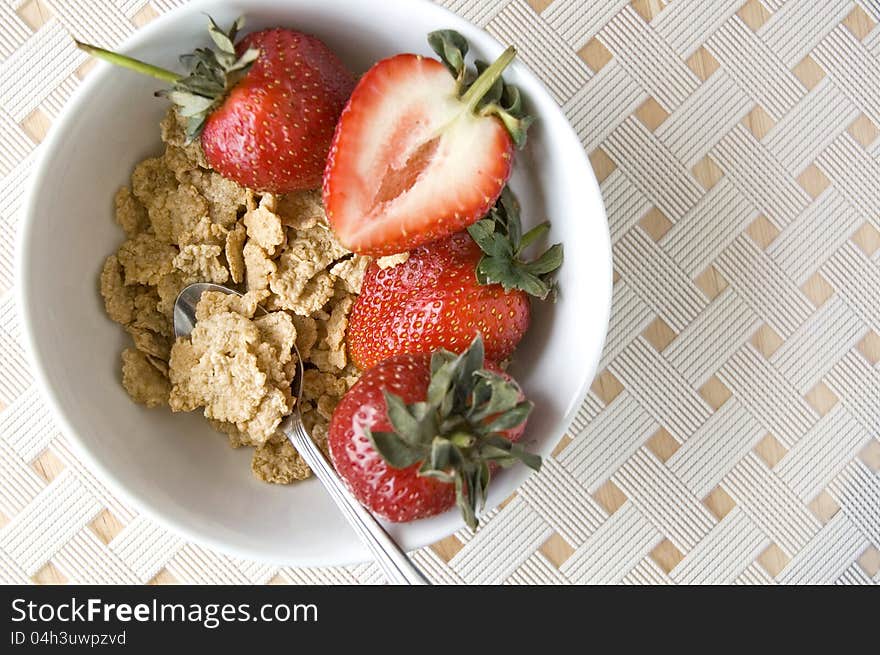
282,418,431,585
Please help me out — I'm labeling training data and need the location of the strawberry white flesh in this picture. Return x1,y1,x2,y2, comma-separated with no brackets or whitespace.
323,54,514,256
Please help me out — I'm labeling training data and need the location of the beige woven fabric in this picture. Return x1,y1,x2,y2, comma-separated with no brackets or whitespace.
1,0,879,585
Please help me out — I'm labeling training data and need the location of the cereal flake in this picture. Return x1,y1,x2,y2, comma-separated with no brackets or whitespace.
100,255,136,325
376,252,410,269
160,108,208,168
243,241,276,292
290,315,318,359
156,270,197,318
117,233,178,286
127,326,172,361
121,348,170,407
166,184,210,244
252,434,311,484
177,215,228,248
243,202,285,256
168,313,265,422
310,294,354,371
276,190,325,230
114,187,149,238
268,225,348,315
187,171,248,228
330,255,371,294
173,244,229,285
194,289,268,322
225,222,247,284
131,287,172,336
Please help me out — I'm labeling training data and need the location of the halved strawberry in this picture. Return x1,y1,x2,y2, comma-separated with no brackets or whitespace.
323,30,533,256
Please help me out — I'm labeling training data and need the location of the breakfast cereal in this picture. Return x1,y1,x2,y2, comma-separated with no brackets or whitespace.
251,433,312,484
159,108,208,169
100,255,137,325
121,348,171,408
167,184,211,243
167,290,296,445
268,224,349,314
186,172,247,227
376,252,410,269
156,271,197,318
242,241,275,292
131,287,171,336
224,223,247,284
99,108,367,484
330,255,371,294
126,325,171,361
178,215,229,248
114,187,150,238
173,244,230,284
117,233,177,286
243,198,286,255
275,190,324,230
290,315,318,359
309,294,354,371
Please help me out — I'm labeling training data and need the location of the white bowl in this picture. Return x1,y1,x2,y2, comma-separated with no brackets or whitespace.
18,0,611,566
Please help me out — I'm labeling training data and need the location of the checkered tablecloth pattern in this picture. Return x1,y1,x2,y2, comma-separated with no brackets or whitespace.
1,0,878,585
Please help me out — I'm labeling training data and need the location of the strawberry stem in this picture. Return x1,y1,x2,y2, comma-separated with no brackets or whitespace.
460,46,516,113
74,40,181,83
366,335,540,531
468,187,563,300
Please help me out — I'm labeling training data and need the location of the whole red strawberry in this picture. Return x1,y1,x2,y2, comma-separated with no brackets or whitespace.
347,188,563,370
201,27,354,191
329,336,540,528
324,30,533,256
77,16,354,192
348,231,528,369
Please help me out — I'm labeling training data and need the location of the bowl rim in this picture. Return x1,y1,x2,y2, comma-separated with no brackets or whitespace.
16,0,612,566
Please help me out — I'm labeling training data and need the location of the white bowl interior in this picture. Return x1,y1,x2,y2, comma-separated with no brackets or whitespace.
19,0,611,565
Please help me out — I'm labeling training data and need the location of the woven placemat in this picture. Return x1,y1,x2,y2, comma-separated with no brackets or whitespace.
1,0,878,585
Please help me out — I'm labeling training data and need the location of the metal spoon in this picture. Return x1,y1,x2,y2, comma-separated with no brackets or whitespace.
174,282,429,584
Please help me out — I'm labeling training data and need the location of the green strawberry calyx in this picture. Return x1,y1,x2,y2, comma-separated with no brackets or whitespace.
364,335,541,531
427,29,534,148
75,16,259,142
467,187,564,301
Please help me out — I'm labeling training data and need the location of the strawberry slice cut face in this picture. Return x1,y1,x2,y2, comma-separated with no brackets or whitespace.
324,38,529,256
